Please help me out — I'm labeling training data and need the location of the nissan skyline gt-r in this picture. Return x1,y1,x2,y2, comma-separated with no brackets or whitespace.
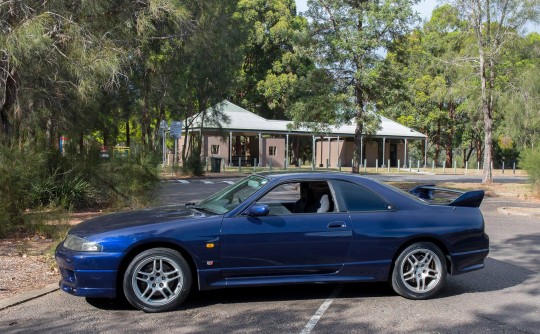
55,172,489,312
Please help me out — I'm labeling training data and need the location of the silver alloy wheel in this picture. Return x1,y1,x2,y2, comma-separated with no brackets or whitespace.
399,248,442,293
131,255,184,306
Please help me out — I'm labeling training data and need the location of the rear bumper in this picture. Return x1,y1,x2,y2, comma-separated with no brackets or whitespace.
55,244,123,298
449,248,489,275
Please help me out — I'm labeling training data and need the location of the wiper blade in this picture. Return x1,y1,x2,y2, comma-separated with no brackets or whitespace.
190,205,218,214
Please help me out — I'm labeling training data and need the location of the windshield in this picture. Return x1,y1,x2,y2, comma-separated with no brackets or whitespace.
196,175,269,214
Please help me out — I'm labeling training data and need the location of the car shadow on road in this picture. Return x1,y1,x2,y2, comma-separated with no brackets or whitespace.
438,257,535,298
84,256,534,313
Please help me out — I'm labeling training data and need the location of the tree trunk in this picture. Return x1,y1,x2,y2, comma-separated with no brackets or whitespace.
141,68,151,150
479,50,493,183
0,67,17,142
352,84,364,174
445,102,455,167
126,120,130,147
79,131,84,154
435,119,441,164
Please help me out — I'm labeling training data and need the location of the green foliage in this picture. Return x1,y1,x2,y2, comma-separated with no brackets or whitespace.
520,146,540,193
234,0,309,119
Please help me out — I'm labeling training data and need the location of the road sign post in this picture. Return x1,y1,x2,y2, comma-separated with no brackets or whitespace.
169,121,182,165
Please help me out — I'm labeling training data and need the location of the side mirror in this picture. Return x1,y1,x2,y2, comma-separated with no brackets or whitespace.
247,203,269,217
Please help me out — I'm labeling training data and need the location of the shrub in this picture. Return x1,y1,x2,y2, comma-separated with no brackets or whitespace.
0,146,44,237
0,146,160,238
520,146,540,193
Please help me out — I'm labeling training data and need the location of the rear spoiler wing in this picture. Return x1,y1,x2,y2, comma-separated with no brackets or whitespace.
409,185,485,208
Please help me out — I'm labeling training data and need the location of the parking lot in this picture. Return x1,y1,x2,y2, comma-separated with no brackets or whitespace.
1,175,539,334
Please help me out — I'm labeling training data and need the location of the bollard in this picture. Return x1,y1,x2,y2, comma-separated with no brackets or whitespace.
387,159,390,173
443,161,446,174
465,161,468,175
254,158,257,172
269,158,272,171
432,160,435,173
453,160,456,175
513,162,516,175
238,157,242,173
417,160,420,172
375,159,378,173
312,158,315,171
477,161,480,175
326,159,329,171
502,161,505,174
284,159,287,170
338,159,342,172
364,159,367,173
398,159,401,173
409,159,412,173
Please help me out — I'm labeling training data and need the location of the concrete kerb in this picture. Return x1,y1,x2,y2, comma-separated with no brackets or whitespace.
0,283,59,311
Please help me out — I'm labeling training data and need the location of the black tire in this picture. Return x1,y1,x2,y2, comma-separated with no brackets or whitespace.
391,242,447,300
123,248,192,312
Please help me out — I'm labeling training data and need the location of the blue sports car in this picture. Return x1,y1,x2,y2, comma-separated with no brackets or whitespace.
55,172,489,312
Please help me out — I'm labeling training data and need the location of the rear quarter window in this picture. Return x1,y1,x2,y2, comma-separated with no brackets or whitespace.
335,180,390,212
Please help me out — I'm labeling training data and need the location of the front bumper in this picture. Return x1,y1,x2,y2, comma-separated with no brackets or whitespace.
55,244,124,298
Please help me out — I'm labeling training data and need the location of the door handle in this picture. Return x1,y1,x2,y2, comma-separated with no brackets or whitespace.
327,221,346,228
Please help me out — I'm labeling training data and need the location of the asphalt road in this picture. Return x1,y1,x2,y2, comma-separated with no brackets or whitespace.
1,175,539,334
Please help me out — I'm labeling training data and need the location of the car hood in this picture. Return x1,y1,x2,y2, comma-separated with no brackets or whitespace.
69,206,211,237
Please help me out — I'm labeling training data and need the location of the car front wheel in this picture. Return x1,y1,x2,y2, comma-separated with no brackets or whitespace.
391,242,447,299
123,248,191,312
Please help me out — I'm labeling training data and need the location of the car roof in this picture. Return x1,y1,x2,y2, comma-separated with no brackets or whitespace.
254,171,368,182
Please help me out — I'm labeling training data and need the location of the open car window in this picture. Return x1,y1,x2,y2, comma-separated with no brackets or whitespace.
257,181,336,215
196,175,268,214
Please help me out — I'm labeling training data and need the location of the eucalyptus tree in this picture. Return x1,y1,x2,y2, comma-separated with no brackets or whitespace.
446,0,540,183
174,0,248,166
301,0,418,172
233,0,309,120
385,4,478,167
500,33,540,150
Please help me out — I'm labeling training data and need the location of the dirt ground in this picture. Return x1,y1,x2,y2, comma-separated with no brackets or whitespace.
0,212,104,301
0,238,59,300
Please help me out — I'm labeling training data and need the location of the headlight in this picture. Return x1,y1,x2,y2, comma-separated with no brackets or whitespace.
63,235,102,252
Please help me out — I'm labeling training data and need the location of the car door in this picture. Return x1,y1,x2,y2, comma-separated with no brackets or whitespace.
219,181,353,278
331,180,398,277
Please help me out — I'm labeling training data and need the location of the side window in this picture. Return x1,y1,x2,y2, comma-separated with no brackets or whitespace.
257,181,336,215
335,180,389,212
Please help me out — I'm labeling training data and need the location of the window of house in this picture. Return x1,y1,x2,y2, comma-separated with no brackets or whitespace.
269,146,277,156
211,145,220,155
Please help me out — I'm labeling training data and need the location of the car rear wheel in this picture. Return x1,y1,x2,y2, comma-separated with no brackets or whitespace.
391,242,446,299
123,248,191,312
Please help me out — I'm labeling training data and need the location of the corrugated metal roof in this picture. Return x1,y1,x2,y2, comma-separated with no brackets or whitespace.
191,100,426,139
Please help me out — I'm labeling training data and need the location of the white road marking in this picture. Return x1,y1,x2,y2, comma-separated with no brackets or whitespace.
300,286,342,334
222,180,235,185
176,180,190,184
200,180,214,184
